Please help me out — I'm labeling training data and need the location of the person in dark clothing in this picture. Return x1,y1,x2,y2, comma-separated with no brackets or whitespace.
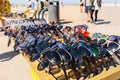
38,0,48,19
37,0,45,18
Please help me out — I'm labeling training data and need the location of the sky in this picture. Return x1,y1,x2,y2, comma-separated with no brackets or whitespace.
9,0,120,5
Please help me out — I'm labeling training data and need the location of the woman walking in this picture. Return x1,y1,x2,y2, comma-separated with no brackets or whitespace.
90,0,102,23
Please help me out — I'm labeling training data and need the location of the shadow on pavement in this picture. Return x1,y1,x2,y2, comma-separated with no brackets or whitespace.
59,21,73,25
60,19,65,21
95,21,111,25
97,19,104,22
0,51,19,62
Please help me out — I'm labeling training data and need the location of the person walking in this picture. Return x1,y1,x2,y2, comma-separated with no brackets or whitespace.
37,0,45,18
41,0,49,19
0,0,11,31
32,0,44,18
90,0,102,23
37,0,48,19
84,0,92,22
23,0,35,18
32,0,39,18
80,0,84,13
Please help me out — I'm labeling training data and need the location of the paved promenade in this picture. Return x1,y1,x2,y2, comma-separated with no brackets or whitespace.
0,5,120,80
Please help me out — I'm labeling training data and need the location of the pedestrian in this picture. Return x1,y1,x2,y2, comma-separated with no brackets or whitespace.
23,0,35,18
32,0,39,18
32,0,44,18
90,0,102,23
80,0,84,13
37,0,45,18
84,0,92,22
37,0,48,19
41,0,49,19
0,0,11,31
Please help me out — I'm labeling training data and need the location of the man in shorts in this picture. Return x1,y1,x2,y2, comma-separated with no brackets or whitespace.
84,0,92,22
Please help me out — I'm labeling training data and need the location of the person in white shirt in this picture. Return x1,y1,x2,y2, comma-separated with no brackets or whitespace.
90,0,102,22
24,0,35,18
28,0,35,10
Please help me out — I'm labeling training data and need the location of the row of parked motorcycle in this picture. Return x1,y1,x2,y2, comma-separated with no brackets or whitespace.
4,18,120,80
